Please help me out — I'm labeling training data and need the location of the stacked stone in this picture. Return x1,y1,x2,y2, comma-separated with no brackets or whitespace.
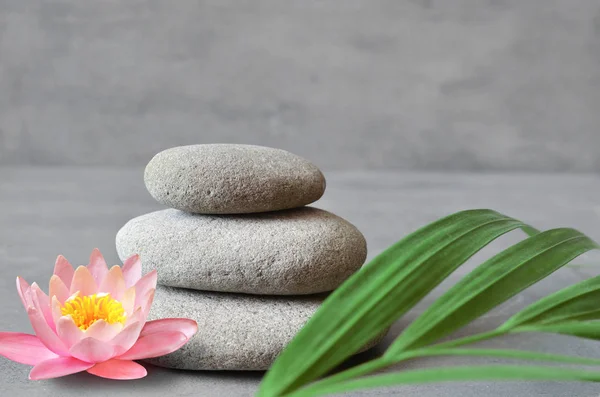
116,144,378,371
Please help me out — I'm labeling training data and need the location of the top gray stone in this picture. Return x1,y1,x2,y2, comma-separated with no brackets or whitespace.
144,144,326,214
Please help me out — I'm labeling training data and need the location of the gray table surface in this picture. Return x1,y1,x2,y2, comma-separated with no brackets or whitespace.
2,167,600,397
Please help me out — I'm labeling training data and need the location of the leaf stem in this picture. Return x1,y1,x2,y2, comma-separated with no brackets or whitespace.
428,329,507,349
285,329,508,397
284,357,394,397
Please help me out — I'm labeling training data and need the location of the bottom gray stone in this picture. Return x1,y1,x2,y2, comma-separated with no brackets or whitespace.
144,285,386,370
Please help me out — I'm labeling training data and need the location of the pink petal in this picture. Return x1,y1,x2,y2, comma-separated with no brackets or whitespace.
133,270,157,308
16,277,31,309
140,318,198,340
70,337,115,363
53,255,75,288
122,254,142,288
118,331,187,360
51,296,65,329
31,283,55,332
110,318,144,356
87,359,147,380
98,265,126,300
56,316,84,348
49,275,70,304
88,248,109,286
26,306,69,356
124,306,144,327
29,356,94,380
86,320,123,342
70,266,97,296
141,289,155,320
121,287,135,316
0,332,58,365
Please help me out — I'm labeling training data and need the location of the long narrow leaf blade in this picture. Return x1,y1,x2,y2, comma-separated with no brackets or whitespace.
298,348,600,396
398,347,600,366
387,228,599,354
258,210,533,396
514,321,600,340
501,274,600,329
293,366,600,397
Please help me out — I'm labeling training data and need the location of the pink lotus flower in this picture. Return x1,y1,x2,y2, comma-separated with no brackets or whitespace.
0,249,197,380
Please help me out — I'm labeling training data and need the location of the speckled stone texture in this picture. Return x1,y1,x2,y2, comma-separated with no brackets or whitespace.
143,285,385,370
116,207,367,295
144,144,326,214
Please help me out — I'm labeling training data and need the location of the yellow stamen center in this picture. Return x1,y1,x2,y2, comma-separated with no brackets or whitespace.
61,294,126,330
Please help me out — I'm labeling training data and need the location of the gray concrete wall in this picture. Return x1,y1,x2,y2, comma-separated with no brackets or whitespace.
1,0,599,171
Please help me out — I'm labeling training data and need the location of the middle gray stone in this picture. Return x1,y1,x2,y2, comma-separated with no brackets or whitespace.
115,207,367,295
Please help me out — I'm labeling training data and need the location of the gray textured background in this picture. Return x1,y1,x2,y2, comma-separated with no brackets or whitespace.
1,0,599,171
3,2,600,396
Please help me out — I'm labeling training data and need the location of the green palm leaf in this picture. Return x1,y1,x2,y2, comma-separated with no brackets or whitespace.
256,209,600,397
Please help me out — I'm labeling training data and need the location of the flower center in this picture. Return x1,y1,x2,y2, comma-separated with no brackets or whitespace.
61,294,126,330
